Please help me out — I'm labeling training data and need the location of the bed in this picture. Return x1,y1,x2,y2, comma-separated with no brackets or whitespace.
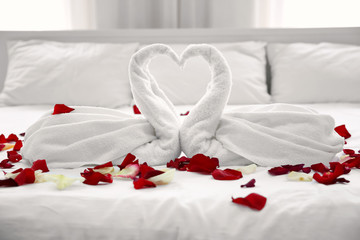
0,28,360,240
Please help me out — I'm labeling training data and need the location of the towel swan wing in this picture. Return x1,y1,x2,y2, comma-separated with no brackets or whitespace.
22,45,181,168
179,45,344,166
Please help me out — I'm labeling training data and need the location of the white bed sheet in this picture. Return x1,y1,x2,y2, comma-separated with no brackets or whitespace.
1,103,360,240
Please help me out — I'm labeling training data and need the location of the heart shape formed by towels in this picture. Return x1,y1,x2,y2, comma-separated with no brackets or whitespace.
130,44,344,167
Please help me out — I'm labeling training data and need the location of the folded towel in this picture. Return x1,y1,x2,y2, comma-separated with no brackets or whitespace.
179,45,344,166
22,45,181,168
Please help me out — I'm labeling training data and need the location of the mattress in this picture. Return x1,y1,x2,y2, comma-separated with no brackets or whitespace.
1,103,360,240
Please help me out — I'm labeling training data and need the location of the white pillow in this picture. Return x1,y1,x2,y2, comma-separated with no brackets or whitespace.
0,40,139,108
143,42,270,105
268,42,360,103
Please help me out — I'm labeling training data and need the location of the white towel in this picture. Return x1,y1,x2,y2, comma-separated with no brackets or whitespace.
22,45,181,168
179,45,344,166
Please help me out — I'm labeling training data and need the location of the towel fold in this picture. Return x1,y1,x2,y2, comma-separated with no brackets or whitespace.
22,45,181,168
179,45,344,166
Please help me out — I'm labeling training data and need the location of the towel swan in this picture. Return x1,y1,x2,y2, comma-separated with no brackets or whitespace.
176,45,344,166
22,45,181,168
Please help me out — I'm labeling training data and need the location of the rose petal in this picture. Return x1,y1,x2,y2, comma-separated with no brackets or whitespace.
336,178,350,183
113,164,140,179
334,124,351,139
7,151,22,163
81,169,113,185
287,171,313,182
1,143,15,152
241,178,256,188
232,193,267,211
166,156,190,171
313,164,346,185
180,111,189,116
212,168,243,180
343,149,355,155
133,105,141,114
19,132,25,137
31,159,49,172
93,161,114,174
14,168,36,186
236,164,257,175
311,163,330,173
147,168,175,185
13,140,23,151
268,166,289,175
6,134,18,142
118,153,138,170
343,157,360,169
94,161,113,169
39,174,82,190
281,164,304,172
0,134,6,143
187,154,219,174
133,177,156,189
52,104,75,115
0,159,14,169
302,167,311,174
0,178,18,187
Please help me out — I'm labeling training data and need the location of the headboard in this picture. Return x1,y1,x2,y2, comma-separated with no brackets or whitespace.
1,27,360,92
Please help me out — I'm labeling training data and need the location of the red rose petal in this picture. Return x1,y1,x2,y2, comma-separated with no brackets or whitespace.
268,166,289,175
343,157,360,169
19,132,25,137
7,151,22,163
0,159,14,169
281,164,305,172
0,178,18,187
52,104,75,115
133,177,156,189
241,178,256,188
14,168,35,186
139,163,156,178
31,159,49,172
6,134,18,142
166,156,190,171
180,111,190,116
118,153,138,170
311,163,330,173
0,144,4,151
0,134,6,143
13,140,23,151
212,168,243,180
232,193,267,211
343,149,355,155
81,169,113,185
133,105,141,114
313,164,346,185
302,167,311,174
94,161,113,169
187,154,219,174
336,178,350,183
143,170,164,179
334,124,351,139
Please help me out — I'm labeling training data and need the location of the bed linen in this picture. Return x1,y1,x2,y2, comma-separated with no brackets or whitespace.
0,103,360,240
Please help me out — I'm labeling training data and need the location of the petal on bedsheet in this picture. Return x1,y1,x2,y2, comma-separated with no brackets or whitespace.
241,178,256,188
0,159,14,169
7,151,22,163
268,166,289,175
52,104,75,115
311,163,330,173
287,171,313,181
14,168,35,186
118,153,138,170
113,164,139,179
6,133,19,142
147,169,175,185
13,140,23,151
166,156,190,171
232,193,267,211
187,154,219,174
313,163,348,185
0,134,6,143
0,178,18,187
236,164,257,175
133,177,156,189
334,124,351,139
212,168,243,180
81,169,113,185
31,159,49,172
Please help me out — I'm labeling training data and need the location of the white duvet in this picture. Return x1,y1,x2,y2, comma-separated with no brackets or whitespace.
0,103,360,240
